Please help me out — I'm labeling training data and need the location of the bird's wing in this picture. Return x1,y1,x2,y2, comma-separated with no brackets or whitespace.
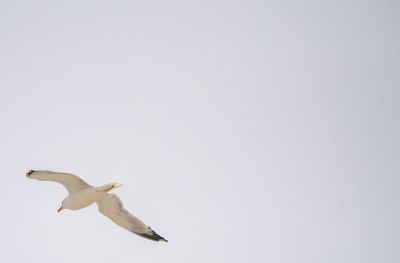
96,193,167,242
26,170,91,194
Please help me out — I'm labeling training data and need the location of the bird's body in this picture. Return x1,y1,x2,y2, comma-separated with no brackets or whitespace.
26,170,167,242
64,187,107,210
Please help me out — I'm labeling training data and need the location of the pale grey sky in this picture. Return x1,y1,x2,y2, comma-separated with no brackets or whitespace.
0,1,399,262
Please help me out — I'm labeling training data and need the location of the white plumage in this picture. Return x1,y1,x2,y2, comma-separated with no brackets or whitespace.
27,170,167,242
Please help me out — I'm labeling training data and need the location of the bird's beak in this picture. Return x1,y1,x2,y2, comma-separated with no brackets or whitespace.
57,206,63,213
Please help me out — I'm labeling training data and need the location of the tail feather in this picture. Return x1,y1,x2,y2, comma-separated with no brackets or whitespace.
96,182,124,192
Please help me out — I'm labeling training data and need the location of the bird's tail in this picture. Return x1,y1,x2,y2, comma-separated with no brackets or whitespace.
96,182,124,192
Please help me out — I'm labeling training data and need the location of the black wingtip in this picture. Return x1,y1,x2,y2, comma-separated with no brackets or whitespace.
26,170,36,177
138,227,168,242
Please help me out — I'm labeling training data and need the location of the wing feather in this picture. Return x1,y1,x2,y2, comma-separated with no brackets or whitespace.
96,194,167,242
26,170,91,194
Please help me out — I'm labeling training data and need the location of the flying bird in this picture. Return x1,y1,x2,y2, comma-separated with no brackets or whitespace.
26,170,167,242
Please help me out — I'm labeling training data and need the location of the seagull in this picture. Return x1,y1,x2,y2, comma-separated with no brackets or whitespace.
26,170,167,242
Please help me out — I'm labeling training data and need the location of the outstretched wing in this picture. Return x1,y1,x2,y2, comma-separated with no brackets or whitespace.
96,193,167,242
26,170,91,194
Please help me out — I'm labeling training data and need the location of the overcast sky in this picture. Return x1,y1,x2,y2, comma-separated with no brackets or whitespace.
0,1,399,262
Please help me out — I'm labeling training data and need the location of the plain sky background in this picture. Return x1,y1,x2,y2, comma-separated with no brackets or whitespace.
0,1,399,262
